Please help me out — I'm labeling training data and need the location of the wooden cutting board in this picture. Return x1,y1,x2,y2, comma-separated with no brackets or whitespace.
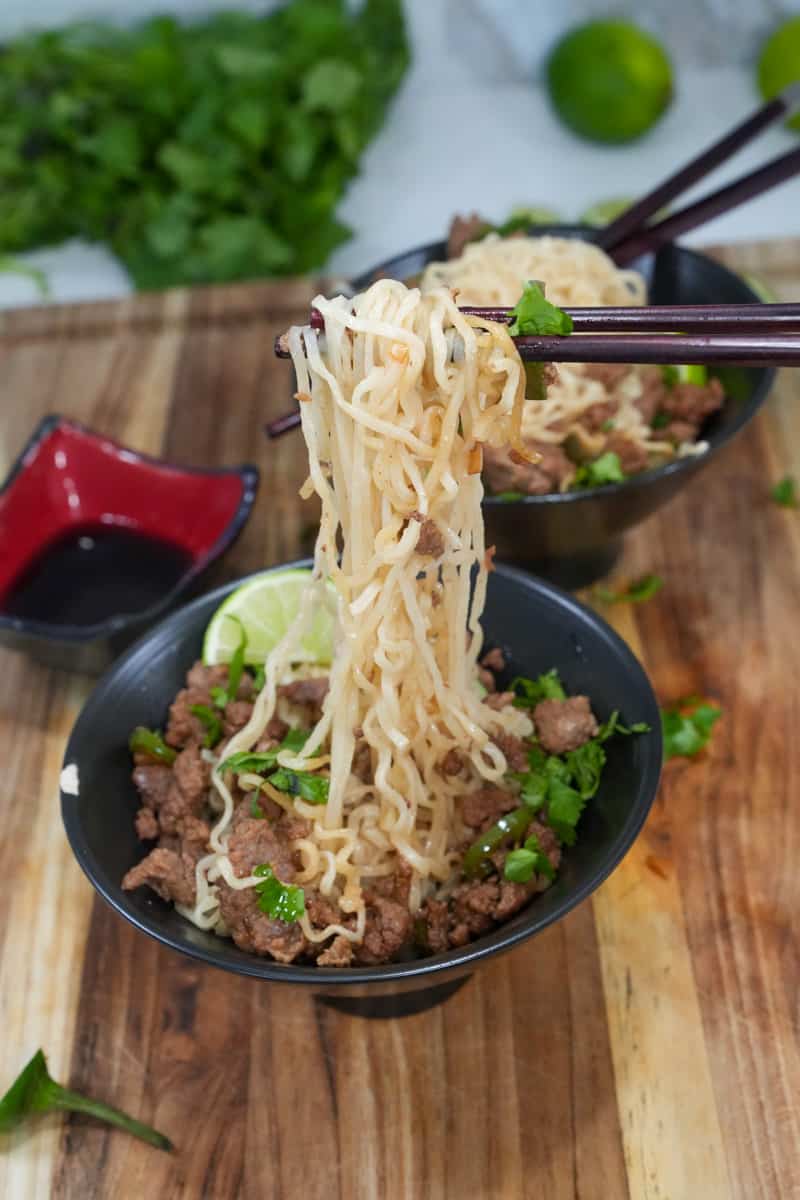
0,240,798,1200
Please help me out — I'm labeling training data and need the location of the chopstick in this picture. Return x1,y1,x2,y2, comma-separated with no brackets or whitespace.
267,301,800,438
597,82,800,259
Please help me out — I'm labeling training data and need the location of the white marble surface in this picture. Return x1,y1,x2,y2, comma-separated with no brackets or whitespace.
1,0,799,309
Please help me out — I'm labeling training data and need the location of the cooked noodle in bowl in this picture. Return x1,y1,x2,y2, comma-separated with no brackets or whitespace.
420,234,724,494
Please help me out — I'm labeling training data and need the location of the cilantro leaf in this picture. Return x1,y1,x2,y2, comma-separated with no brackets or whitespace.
593,574,664,605
504,832,556,883
564,738,606,800
508,281,573,337
0,1048,172,1151
545,776,585,846
252,665,266,692
661,701,722,760
268,767,329,805
572,452,626,489
492,491,525,502
651,411,670,429
218,728,309,775
253,864,305,922
771,476,798,508
189,704,223,749
511,668,566,708
250,795,265,818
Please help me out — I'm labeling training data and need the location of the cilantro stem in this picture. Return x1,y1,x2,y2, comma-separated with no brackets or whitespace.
46,1082,173,1152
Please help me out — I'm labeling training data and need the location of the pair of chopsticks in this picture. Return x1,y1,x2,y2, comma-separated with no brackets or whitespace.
600,82,800,265
269,302,800,437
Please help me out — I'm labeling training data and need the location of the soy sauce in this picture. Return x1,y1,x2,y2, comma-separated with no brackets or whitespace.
1,525,193,626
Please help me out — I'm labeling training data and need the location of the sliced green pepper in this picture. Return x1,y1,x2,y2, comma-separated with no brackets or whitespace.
462,805,532,879
128,726,176,765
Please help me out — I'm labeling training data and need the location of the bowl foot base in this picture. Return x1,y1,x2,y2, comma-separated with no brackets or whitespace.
317,975,470,1018
520,539,623,590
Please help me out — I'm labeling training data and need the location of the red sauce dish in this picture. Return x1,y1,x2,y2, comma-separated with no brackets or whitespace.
0,415,258,672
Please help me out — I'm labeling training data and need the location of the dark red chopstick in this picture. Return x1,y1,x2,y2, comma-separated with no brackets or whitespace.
597,83,800,256
610,144,800,266
510,332,799,366
455,303,800,334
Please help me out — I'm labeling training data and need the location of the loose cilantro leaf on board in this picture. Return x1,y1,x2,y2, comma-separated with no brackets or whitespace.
128,726,176,765
0,1049,172,1151
218,728,309,775
771,475,799,508
253,864,305,922
268,767,329,804
189,704,223,748
572,451,626,489
511,668,566,708
661,701,722,760
592,574,664,605
508,281,573,337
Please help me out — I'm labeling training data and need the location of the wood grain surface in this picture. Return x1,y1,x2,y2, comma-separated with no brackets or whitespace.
0,240,798,1199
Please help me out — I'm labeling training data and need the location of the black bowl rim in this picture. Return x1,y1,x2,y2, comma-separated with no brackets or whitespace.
351,225,775,506
61,559,662,987
0,413,260,644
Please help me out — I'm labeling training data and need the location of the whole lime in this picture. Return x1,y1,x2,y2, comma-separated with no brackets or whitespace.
547,20,673,144
757,17,800,133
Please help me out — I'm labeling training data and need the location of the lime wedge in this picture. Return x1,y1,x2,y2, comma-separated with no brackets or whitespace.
579,197,633,227
675,364,707,386
202,568,335,667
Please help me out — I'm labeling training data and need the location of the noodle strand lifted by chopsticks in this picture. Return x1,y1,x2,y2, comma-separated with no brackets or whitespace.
182,280,534,944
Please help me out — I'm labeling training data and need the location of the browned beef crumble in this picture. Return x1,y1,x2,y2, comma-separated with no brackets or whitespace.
278,676,329,723
447,212,488,260
485,690,514,711
480,647,506,673
490,729,529,771
409,511,446,557
460,786,517,831
533,695,598,755
483,440,573,496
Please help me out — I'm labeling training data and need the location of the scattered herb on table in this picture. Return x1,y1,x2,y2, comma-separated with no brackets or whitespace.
661,700,722,760
128,726,176,765
508,281,574,337
0,0,409,288
771,475,798,508
253,864,305,922
593,573,664,605
573,451,626,489
0,1049,172,1151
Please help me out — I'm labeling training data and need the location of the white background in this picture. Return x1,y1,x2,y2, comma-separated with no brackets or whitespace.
1,0,799,308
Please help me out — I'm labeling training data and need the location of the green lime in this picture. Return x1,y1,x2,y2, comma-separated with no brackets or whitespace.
757,18,800,133
579,197,633,227
675,364,707,385
202,568,335,667
547,20,673,144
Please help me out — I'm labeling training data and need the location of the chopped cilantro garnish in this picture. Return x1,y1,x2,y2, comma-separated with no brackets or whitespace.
218,728,308,775
508,281,573,337
771,475,798,508
492,491,526,502
593,574,664,605
651,411,670,429
661,700,721,760
253,864,305,923
600,419,615,432
252,665,266,691
511,668,566,708
268,767,329,805
129,726,176,765
189,704,223,748
504,832,555,883
573,451,626,489
660,365,679,387
210,616,248,709
250,795,265,818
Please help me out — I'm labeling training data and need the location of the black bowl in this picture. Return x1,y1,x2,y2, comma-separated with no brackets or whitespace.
352,225,774,587
61,560,661,1018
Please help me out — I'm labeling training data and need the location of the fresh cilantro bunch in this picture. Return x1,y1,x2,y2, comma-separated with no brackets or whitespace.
0,0,409,287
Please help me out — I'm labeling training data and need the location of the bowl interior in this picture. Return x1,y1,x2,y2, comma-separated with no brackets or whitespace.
62,562,662,986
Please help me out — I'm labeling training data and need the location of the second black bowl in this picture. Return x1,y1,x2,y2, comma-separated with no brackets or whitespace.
353,226,774,587
61,561,661,1018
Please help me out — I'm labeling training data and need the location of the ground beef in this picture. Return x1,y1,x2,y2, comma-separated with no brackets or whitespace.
351,738,373,782
659,377,723,425
132,764,173,811
278,677,329,723
224,699,254,737
602,432,650,475
217,884,307,962
317,935,353,967
440,748,466,776
447,212,488,260
371,860,413,908
460,786,517,831
306,892,340,931
663,419,700,445
480,647,506,673
490,730,529,771
527,818,562,874
122,847,197,907
410,511,445,557
135,807,159,840
176,814,211,859
421,898,450,954
355,895,412,964
582,363,632,389
579,398,619,433
227,816,299,882
156,746,210,835
255,714,290,752
478,666,496,692
483,440,573,496
485,691,514,712
635,365,667,425
533,695,598,754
